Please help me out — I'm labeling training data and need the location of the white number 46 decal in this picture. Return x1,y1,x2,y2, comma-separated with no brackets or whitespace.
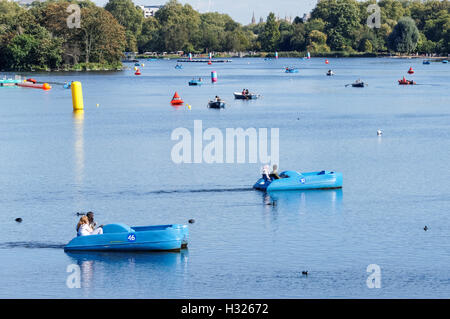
127,234,136,242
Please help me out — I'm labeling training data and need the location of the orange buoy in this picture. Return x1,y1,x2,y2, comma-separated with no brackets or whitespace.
135,69,141,75
171,91,184,105
208,60,212,65
325,59,329,64
17,82,51,90
407,67,414,74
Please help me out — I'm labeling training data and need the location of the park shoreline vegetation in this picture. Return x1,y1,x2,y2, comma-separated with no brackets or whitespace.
0,0,448,72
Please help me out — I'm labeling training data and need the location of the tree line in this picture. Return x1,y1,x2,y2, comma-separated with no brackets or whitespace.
0,0,448,71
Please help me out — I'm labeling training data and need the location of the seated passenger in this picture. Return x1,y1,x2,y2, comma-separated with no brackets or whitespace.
86,211,103,233
76,216,103,236
262,165,271,182
269,164,281,179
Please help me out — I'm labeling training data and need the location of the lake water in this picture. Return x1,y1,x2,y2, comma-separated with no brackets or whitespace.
0,57,449,298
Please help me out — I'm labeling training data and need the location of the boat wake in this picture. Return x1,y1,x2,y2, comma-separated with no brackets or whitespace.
0,242,65,249
123,187,254,195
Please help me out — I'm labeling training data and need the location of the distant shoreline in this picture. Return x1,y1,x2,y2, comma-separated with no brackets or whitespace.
2,54,448,73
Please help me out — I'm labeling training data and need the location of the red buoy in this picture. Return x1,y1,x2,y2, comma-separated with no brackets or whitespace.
171,92,184,105
325,59,329,64
407,67,414,74
135,69,141,75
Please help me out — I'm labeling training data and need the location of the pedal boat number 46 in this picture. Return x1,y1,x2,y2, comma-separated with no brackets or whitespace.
64,223,189,252
253,170,343,191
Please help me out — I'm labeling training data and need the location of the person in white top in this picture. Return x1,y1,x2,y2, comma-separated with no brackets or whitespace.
262,165,271,182
76,216,103,237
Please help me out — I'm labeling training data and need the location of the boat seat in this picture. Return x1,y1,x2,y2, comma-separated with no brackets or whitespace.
102,223,134,234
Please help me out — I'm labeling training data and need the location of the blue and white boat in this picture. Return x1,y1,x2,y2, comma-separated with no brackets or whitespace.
285,67,299,73
189,79,203,86
64,223,189,252
423,60,431,65
253,170,343,191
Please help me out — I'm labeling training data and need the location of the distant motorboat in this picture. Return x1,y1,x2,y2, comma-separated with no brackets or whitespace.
423,60,431,64
326,70,335,76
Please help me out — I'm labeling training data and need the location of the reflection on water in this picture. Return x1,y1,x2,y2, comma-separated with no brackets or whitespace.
262,189,343,215
73,110,84,187
66,250,189,290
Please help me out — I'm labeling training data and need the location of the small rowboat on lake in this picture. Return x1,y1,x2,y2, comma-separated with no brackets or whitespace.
347,79,366,87
64,223,189,252
208,100,225,109
233,92,259,100
253,170,343,191
398,77,416,85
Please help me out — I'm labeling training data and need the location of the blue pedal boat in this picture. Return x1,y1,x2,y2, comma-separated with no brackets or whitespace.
189,79,202,86
253,170,343,191
64,223,188,252
285,67,299,73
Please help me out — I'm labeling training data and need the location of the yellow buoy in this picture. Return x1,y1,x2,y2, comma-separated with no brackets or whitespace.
71,81,84,111
187,104,191,110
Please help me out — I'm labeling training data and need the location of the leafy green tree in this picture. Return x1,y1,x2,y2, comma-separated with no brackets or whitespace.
387,16,420,53
105,0,143,52
311,0,361,50
79,5,126,63
290,23,306,51
138,16,160,52
305,18,326,33
307,29,330,53
258,12,280,51
416,32,436,53
155,0,201,52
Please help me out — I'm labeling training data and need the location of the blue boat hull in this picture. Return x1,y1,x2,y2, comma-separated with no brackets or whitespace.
253,170,342,191
64,223,188,252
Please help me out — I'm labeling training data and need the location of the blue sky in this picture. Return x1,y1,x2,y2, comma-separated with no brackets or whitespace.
94,0,318,25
